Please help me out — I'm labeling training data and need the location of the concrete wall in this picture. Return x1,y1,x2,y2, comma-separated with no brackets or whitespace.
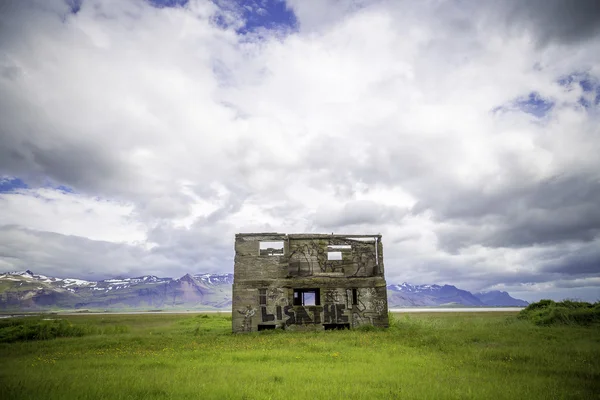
232,233,389,332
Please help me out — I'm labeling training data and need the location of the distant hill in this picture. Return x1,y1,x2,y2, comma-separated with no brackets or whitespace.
0,270,233,311
0,270,527,311
386,283,528,307
473,290,529,307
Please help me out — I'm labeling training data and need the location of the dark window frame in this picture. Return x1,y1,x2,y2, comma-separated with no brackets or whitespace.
259,288,267,305
293,288,321,306
259,241,284,256
257,324,276,331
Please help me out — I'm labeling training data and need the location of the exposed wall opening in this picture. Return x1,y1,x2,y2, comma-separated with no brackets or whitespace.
345,237,376,242
259,241,284,256
323,323,350,330
257,324,276,331
327,251,342,261
258,288,267,305
352,288,358,305
328,245,352,250
293,288,321,306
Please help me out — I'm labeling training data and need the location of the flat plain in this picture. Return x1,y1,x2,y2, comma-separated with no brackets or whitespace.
1,312,598,399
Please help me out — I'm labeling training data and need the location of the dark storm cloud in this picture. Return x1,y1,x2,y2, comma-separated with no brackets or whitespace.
0,223,233,280
494,0,600,46
554,278,600,288
385,254,549,292
0,225,156,280
147,220,233,269
0,135,127,193
0,1,135,196
0,104,140,199
541,244,600,275
315,200,408,229
420,173,600,250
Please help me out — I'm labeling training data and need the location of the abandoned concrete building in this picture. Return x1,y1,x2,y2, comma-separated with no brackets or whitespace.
232,233,389,332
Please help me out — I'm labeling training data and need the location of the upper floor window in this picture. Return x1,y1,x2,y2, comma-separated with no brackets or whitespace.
259,241,284,256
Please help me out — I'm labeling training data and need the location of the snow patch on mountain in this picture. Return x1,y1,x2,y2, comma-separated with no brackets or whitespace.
1,270,527,309
387,283,528,307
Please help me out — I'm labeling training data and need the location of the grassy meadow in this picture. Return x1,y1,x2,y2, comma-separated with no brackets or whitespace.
1,311,599,399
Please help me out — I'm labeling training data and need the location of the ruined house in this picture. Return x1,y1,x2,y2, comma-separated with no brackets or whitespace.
232,233,389,332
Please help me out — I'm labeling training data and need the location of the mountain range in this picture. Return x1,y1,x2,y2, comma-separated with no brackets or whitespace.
0,270,527,311
387,282,528,307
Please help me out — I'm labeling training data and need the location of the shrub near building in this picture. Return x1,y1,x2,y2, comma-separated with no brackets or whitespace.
518,299,600,325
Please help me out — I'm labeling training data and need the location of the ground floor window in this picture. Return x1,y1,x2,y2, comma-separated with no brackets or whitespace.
257,324,277,331
259,288,267,305
293,288,320,306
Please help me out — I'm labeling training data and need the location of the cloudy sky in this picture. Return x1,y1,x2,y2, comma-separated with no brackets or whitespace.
1,0,600,302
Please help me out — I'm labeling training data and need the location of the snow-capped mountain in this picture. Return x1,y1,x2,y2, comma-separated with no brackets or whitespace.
193,273,234,286
387,282,528,307
0,270,234,311
0,271,526,310
473,290,529,307
387,282,444,294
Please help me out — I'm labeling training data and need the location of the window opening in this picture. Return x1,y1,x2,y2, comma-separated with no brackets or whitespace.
327,251,342,261
352,288,358,305
257,324,276,331
259,241,284,256
304,291,316,306
293,288,320,306
259,288,267,306
345,237,376,242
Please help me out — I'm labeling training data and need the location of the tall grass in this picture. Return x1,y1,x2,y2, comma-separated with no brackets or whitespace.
0,317,129,343
0,312,598,399
518,299,600,325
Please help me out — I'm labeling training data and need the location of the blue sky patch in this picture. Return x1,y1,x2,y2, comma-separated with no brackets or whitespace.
579,78,594,92
0,177,78,195
558,72,600,109
495,72,600,117
0,177,28,193
65,0,82,14
557,72,597,91
494,92,554,118
514,92,554,117
212,0,297,34
67,1,297,35
237,0,297,34
147,0,189,8
55,185,76,194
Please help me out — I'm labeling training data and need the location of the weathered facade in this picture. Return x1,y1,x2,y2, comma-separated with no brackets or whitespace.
232,233,389,332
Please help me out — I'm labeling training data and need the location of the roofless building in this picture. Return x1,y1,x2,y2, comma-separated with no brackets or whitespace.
232,233,389,332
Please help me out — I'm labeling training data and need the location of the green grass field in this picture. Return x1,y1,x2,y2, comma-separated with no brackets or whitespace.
1,312,599,399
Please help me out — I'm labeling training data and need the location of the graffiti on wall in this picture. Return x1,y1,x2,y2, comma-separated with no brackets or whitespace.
255,286,388,328
287,239,378,276
350,287,387,327
237,305,256,332
268,288,288,305
260,304,350,326
325,289,340,304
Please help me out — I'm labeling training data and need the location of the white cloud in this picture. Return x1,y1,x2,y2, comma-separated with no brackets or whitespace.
0,188,145,243
0,0,599,301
